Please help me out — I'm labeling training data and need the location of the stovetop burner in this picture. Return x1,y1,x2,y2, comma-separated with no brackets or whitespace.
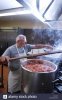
53,63,62,93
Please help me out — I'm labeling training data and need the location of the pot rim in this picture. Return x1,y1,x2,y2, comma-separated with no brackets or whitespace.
21,59,58,73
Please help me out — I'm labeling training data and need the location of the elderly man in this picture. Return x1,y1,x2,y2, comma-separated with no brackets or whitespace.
1,34,53,93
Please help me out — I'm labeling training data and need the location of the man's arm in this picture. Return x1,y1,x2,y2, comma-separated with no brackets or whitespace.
31,44,53,50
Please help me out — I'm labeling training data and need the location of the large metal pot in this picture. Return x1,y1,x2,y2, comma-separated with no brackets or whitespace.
21,59,58,93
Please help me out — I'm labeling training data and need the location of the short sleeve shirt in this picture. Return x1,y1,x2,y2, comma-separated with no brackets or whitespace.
2,44,32,70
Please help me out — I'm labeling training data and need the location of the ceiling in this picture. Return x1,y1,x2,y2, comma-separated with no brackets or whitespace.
0,0,23,10
0,0,48,29
0,0,40,22
0,0,62,29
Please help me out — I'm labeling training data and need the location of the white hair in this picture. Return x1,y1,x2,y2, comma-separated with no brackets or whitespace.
16,35,27,42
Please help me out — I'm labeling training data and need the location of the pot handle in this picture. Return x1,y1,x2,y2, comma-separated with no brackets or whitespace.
52,79,59,83
52,76,62,83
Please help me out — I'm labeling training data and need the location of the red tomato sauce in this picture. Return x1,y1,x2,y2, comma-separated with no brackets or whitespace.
24,60,54,72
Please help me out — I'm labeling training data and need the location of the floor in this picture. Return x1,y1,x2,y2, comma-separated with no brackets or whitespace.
0,64,8,93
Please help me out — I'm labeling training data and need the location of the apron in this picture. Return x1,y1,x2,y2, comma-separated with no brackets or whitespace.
8,45,27,93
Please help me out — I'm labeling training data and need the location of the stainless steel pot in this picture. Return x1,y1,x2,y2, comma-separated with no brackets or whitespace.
21,59,58,93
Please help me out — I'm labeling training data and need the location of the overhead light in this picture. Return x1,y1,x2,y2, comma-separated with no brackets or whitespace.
0,10,31,17
22,0,45,22
31,9,45,22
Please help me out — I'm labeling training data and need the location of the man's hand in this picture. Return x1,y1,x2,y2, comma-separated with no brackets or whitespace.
45,45,53,50
1,56,10,62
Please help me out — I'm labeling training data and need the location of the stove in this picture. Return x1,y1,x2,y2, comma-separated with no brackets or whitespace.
36,56,62,93
53,63,62,93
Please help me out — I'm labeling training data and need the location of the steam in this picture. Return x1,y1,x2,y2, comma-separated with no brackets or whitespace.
46,43,62,58
32,29,62,65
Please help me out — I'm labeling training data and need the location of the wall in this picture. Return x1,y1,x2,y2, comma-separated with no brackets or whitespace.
0,28,18,55
0,20,49,29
